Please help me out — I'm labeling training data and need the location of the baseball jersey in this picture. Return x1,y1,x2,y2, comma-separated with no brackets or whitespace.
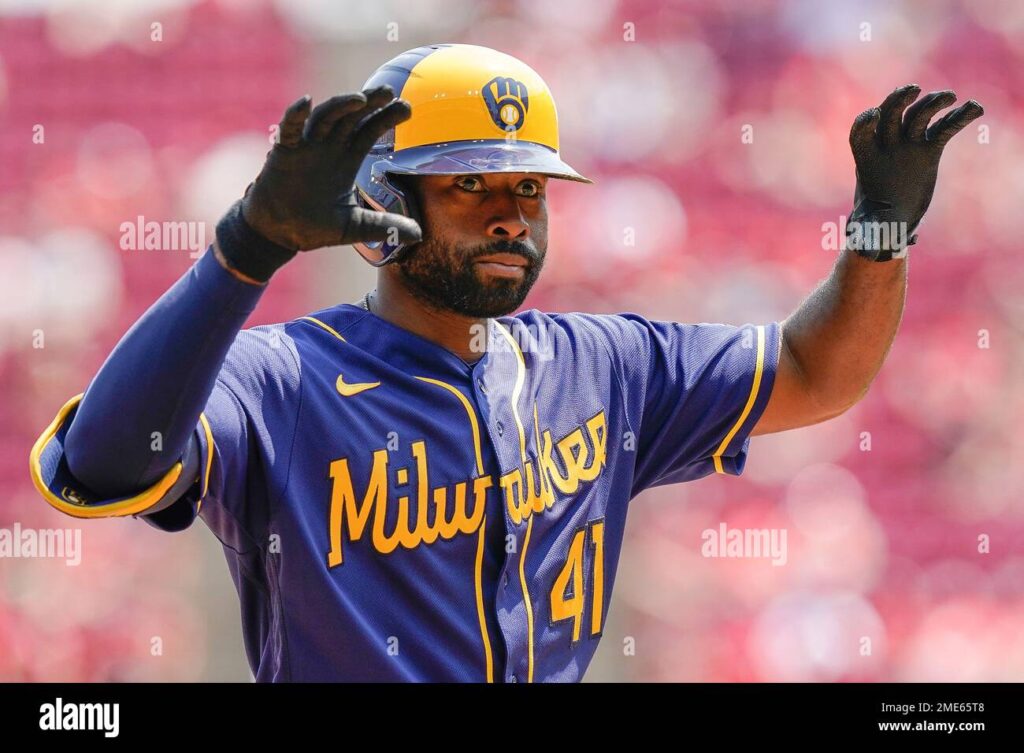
39,287,782,682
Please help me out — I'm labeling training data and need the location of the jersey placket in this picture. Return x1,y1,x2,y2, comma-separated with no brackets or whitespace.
473,318,535,684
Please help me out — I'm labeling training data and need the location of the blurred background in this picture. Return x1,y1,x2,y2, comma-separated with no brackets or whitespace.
2,0,1023,681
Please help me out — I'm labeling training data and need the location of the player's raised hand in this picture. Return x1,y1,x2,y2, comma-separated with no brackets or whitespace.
846,84,984,260
240,86,423,252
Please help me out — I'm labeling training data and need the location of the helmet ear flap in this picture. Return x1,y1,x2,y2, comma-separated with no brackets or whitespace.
351,168,423,266
388,174,423,231
379,173,422,266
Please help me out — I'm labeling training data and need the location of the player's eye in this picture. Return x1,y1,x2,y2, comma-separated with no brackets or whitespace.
455,176,485,193
516,180,543,198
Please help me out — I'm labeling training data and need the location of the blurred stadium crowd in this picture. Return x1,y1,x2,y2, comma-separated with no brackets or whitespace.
1,0,1022,681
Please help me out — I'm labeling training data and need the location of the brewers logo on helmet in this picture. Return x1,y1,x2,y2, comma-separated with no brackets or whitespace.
352,43,592,266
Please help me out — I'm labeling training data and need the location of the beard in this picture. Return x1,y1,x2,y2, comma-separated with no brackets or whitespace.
396,236,545,318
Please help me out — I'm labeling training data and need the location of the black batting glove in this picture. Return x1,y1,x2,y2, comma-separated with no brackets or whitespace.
217,85,423,282
846,84,984,261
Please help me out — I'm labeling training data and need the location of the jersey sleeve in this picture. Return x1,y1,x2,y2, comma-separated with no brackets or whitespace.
578,313,781,497
139,325,303,549
29,392,200,520
30,325,302,552
136,378,260,548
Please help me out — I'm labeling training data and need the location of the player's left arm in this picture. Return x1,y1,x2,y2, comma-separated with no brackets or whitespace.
752,84,984,436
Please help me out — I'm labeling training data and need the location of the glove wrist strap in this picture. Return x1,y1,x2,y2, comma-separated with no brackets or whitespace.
215,200,298,283
844,211,916,262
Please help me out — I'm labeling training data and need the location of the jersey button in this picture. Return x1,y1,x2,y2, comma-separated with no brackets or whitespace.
477,379,487,395
510,675,518,683
496,421,504,436
503,573,509,588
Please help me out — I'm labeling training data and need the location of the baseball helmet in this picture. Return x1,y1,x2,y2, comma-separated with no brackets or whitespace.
352,43,592,266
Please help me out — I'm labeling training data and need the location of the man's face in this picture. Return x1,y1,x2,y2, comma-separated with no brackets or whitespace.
394,172,549,317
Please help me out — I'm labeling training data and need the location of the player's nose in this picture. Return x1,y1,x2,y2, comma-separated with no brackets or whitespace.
485,212,532,241
485,202,530,241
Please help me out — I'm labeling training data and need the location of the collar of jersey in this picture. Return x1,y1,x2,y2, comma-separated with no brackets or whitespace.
305,304,499,379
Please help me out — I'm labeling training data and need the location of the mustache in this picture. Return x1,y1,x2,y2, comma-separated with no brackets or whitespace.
467,239,541,265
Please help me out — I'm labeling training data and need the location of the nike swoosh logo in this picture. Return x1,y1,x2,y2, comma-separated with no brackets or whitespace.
336,374,381,397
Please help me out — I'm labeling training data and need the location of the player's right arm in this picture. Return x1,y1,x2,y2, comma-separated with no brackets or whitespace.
30,87,420,523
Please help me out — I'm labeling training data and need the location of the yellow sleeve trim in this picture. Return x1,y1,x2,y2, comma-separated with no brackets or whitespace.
712,325,767,474
196,412,215,515
29,393,184,519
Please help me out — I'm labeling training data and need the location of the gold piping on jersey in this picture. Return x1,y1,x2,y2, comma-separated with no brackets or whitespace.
415,376,494,683
495,323,529,463
196,412,215,515
474,516,494,683
415,377,485,473
495,321,536,683
299,316,348,342
712,325,767,474
519,515,536,683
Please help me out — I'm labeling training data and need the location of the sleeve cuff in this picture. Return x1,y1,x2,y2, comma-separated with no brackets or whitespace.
28,393,212,520
709,322,781,476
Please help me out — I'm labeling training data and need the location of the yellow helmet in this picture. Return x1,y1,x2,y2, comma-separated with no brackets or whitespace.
353,43,592,266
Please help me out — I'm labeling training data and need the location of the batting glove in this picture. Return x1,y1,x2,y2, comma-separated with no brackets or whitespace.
216,86,423,282
846,84,984,261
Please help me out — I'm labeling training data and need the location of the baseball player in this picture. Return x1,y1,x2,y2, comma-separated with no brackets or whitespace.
30,44,983,682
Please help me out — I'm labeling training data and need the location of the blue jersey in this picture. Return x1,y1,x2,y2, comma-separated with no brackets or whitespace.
37,300,780,682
